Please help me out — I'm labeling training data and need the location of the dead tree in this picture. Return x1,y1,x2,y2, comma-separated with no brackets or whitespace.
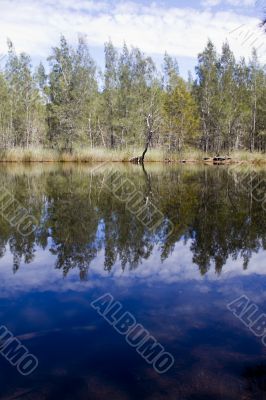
130,114,153,164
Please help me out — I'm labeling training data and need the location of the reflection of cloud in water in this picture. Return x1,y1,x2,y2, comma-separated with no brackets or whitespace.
16,325,97,342
0,247,265,399
1,239,266,297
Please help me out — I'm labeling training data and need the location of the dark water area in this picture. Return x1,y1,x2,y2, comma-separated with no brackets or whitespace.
0,163,266,400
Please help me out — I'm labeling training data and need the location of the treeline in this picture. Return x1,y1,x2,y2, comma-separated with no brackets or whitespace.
0,36,265,153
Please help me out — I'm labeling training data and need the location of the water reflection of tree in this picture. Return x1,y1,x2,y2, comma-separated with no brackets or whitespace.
188,170,262,274
0,165,266,278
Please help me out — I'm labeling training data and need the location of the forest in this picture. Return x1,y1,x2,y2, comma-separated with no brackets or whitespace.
0,35,266,155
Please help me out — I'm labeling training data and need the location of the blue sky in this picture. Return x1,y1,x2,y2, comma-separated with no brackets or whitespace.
0,0,265,77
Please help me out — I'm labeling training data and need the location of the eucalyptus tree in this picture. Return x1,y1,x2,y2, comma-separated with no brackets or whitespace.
0,36,265,155
162,53,200,151
163,52,179,91
103,40,118,148
195,40,219,152
163,76,200,151
0,71,10,148
103,42,162,150
73,36,98,147
248,49,265,152
47,35,98,150
47,36,77,149
233,57,251,150
216,42,237,151
129,47,159,147
4,40,45,148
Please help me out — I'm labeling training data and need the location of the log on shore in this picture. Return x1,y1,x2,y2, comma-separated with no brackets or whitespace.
204,156,232,164
129,156,143,164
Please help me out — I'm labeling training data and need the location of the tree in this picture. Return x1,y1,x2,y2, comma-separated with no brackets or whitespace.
163,76,200,151
47,35,98,150
47,36,76,149
0,71,10,148
216,42,237,152
163,52,179,91
248,49,265,152
195,40,219,152
0,36,265,156
4,40,46,148
72,35,98,147
116,43,133,147
103,40,118,148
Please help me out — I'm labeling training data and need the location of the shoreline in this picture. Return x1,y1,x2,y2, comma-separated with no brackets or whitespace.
0,159,265,165
0,147,266,165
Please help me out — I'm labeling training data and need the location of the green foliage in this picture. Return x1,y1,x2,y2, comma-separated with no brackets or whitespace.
195,40,266,153
163,76,200,151
0,37,265,154
1,40,46,148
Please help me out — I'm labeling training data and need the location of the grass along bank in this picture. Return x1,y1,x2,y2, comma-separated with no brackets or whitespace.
0,147,266,164
0,147,202,163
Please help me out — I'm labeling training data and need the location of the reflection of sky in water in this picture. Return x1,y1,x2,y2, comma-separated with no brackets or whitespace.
1,239,266,296
0,239,265,398
0,166,266,399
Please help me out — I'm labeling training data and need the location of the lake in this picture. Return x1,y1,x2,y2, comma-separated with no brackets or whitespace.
0,163,265,400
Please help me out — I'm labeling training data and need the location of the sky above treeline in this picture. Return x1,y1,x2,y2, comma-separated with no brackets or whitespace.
0,0,265,78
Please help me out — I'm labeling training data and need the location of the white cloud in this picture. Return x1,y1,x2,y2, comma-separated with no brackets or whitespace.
1,240,266,297
202,0,222,7
227,0,256,5
0,0,264,65
202,0,256,7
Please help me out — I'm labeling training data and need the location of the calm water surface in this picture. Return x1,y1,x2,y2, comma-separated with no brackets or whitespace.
0,163,265,400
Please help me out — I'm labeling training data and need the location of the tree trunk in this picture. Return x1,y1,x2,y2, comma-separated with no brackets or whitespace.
130,114,153,164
